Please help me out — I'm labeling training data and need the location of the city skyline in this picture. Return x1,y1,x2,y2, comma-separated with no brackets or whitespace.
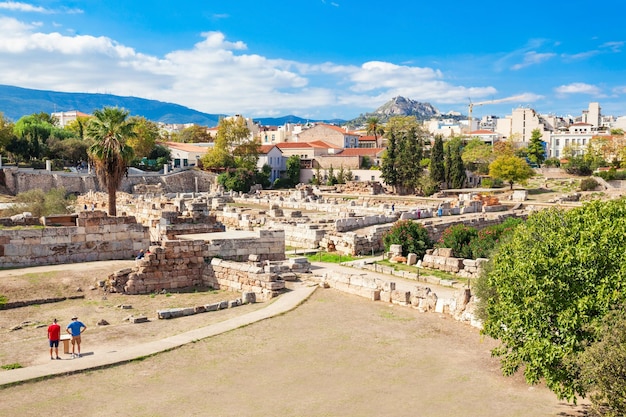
0,0,624,120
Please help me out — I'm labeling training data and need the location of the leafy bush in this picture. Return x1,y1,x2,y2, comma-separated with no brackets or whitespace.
480,177,504,188
543,157,561,168
1,188,75,218
594,169,626,181
468,217,523,259
564,156,592,176
436,224,477,259
382,220,433,258
217,169,256,192
580,177,599,191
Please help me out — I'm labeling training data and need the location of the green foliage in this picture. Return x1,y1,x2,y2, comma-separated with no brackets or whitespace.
202,117,249,170
564,155,593,176
381,117,426,193
543,157,561,168
0,294,7,306
436,224,477,259
462,138,493,174
579,177,599,191
489,155,535,190
87,107,136,216
1,363,22,370
594,169,626,181
217,169,256,192
577,307,626,417
468,217,522,259
445,137,466,189
2,188,75,218
527,128,546,166
429,135,445,183
305,251,357,264
382,220,433,258
476,200,626,401
285,155,301,186
480,177,504,188
255,164,271,189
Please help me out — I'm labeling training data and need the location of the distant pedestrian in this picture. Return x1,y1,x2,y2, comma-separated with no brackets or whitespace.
417,209,421,219
66,316,86,358
135,249,145,260
437,207,443,217
47,318,61,360
391,204,395,212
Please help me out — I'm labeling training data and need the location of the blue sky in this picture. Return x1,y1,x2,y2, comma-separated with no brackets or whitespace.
0,0,625,121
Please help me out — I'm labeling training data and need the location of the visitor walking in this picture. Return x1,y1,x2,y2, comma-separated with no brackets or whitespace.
66,316,86,358
47,318,61,360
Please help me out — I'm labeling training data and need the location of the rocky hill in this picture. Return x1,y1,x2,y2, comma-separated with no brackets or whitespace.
348,96,459,127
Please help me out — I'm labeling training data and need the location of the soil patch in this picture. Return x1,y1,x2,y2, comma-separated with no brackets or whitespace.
0,261,589,416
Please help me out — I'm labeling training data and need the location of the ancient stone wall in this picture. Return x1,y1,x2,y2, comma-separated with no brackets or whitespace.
110,240,206,294
0,167,217,196
0,211,149,267
202,229,286,262
421,248,488,279
203,258,285,301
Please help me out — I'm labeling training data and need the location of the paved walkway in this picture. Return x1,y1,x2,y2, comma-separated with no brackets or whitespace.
0,284,318,387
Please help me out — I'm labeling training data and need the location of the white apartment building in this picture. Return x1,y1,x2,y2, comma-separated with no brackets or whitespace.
51,110,91,127
548,123,597,158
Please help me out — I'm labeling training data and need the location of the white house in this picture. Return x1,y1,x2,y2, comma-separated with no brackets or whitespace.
165,142,212,168
258,145,285,183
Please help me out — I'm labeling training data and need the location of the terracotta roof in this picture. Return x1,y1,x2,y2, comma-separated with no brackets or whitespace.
276,142,314,149
165,141,211,153
308,140,335,149
258,145,281,154
359,135,378,141
315,123,358,135
470,130,498,135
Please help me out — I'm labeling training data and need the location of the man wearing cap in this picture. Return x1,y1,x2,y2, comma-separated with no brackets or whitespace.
66,316,87,358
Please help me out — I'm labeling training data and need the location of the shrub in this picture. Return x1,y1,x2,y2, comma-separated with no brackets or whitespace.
580,177,599,191
382,220,433,258
481,177,504,188
543,157,561,168
468,217,523,259
436,224,477,259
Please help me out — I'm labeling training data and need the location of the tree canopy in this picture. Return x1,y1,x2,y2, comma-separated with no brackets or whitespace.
86,107,136,216
476,199,626,402
526,128,546,166
489,155,535,190
380,116,425,194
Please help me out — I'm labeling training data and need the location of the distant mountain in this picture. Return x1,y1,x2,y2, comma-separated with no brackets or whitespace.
252,115,346,126
0,84,224,126
349,96,450,127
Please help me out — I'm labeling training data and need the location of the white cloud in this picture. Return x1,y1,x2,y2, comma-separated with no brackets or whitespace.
0,1,47,13
511,51,556,70
555,83,602,96
0,17,509,118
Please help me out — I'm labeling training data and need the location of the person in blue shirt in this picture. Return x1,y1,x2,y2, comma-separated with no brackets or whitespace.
66,316,87,358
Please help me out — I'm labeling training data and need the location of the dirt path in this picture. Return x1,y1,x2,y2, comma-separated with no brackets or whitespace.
0,261,588,416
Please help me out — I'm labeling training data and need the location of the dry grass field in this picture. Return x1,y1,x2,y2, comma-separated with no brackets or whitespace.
0,261,589,417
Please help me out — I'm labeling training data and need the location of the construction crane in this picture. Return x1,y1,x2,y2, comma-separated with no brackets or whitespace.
467,95,526,133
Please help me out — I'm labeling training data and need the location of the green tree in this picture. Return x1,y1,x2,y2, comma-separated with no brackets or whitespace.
447,137,466,189
429,135,445,184
336,165,346,184
285,155,301,187
326,166,337,185
382,220,433,258
462,138,493,174
436,224,478,259
233,140,260,171
171,124,212,143
489,155,535,190
217,168,256,192
577,307,626,417
381,131,398,191
366,116,384,140
86,107,136,216
126,117,160,159
0,112,15,154
202,117,250,171
527,128,546,166
476,199,626,401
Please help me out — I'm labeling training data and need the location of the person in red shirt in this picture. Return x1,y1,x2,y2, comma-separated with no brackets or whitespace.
48,318,61,360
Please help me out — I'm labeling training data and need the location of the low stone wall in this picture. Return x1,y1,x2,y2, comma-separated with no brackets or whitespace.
202,229,286,262
109,240,206,294
421,248,488,279
309,269,479,327
0,211,149,267
203,258,285,301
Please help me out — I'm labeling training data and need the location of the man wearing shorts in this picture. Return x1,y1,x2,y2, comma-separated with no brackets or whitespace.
47,318,61,360
66,316,86,358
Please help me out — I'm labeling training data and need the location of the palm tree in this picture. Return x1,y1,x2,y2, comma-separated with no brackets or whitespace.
86,107,136,216
366,116,384,141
